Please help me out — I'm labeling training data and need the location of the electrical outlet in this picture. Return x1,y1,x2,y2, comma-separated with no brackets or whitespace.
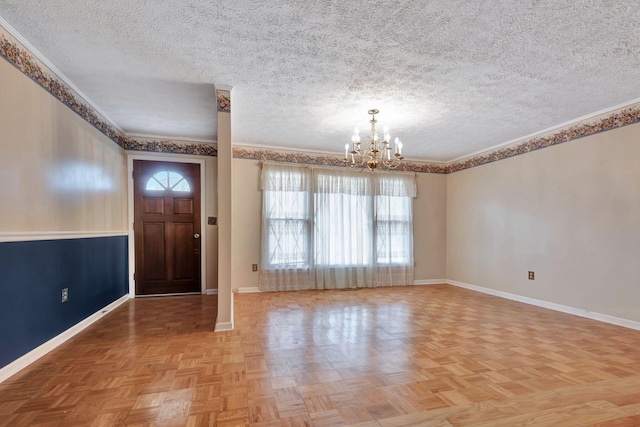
61,288,69,302
252,264,258,272
528,271,535,280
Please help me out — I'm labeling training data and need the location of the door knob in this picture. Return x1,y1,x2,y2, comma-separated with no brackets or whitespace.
194,233,200,239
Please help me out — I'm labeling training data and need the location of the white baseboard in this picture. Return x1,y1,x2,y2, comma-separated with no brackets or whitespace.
237,283,444,290
446,280,640,331
214,321,234,331
205,289,218,295
413,279,446,285
236,286,261,293
0,295,130,383
214,289,234,331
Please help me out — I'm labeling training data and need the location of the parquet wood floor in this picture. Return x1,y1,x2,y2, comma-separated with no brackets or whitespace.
1,285,640,426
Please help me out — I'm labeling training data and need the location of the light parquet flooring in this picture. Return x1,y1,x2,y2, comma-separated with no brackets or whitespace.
1,285,640,426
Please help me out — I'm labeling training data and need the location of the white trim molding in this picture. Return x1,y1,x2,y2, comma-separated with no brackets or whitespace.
447,97,640,164
126,154,207,298
446,280,640,331
214,290,234,331
205,289,218,295
0,295,130,383
0,17,124,134
413,279,446,286
0,230,128,243
214,322,233,331
237,283,445,291
235,287,261,293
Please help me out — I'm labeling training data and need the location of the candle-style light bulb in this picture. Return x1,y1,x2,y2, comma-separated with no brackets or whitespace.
342,111,406,168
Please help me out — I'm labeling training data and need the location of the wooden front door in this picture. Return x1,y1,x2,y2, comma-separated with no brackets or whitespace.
133,160,201,295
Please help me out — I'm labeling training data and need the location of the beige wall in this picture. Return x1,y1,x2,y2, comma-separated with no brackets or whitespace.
0,58,126,234
447,123,640,322
231,159,263,288
414,172,447,280
230,159,448,289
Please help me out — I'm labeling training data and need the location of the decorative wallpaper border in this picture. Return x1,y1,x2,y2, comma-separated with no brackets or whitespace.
232,146,448,174
0,32,125,147
217,90,230,113
3,26,640,173
125,104,640,172
124,137,218,156
446,105,640,173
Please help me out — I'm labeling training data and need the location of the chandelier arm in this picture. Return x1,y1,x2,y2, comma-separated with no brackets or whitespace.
342,109,406,171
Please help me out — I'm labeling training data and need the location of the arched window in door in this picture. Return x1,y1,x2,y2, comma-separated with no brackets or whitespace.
145,170,191,192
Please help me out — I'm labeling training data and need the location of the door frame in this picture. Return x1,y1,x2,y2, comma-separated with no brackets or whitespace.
127,153,207,298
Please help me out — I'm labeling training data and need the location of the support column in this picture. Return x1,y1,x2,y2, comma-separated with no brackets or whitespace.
215,85,233,331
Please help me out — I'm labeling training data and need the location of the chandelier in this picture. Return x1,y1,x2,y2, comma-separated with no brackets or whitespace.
343,109,404,170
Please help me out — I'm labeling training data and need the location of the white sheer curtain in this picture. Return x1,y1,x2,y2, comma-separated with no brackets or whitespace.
258,163,312,291
259,162,416,291
374,173,416,286
314,168,374,289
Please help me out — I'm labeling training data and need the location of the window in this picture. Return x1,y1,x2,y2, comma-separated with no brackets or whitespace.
375,192,413,264
261,164,415,283
264,187,309,267
262,165,310,268
314,172,373,266
145,170,191,192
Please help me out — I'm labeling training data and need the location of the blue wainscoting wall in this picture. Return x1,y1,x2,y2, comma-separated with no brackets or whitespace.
0,235,128,368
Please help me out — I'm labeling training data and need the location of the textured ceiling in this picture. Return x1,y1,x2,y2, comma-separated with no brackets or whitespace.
1,1,640,161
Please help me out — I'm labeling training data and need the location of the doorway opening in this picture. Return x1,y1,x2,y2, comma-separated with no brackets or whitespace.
132,159,203,296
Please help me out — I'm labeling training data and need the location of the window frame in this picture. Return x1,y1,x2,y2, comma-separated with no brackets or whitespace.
262,168,414,271
263,188,311,268
145,170,192,192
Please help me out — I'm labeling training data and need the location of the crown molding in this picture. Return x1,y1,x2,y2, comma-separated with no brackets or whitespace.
449,97,640,164
446,103,640,173
0,27,125,146
215,84,233,92
3,18,640,173
0,17,124,135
